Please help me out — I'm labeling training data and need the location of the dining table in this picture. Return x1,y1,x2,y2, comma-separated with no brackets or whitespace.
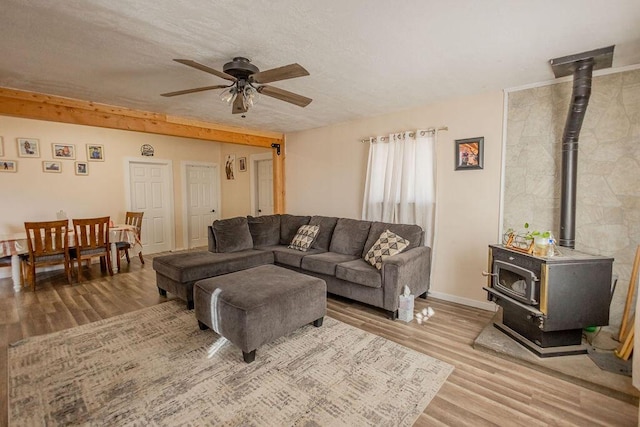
0,224,142,290
0,232,28,290
108,224,143,272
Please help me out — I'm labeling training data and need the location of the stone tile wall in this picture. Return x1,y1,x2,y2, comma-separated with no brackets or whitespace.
504,68,640,327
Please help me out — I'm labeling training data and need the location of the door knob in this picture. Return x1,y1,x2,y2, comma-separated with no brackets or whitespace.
211,209,216,213
258,209,262,213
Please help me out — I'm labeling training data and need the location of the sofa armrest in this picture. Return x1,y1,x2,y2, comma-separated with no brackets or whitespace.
207,225,216,253
381,246,432,312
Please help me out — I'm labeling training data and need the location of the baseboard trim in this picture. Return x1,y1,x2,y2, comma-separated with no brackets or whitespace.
428,290,497,312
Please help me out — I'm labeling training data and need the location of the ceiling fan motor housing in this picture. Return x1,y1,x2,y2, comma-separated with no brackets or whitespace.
223,57,259,80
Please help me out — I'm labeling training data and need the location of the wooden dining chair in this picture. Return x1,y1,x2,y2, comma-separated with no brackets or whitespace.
23,220,72,291
71,216,113,281
116,211,144,269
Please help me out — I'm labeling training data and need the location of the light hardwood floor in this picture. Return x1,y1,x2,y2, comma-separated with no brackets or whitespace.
1,253,637,426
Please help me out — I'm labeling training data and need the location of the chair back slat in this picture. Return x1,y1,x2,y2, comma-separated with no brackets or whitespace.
23,219,71,289
73,217,110,252
24,220,69,260
125,212,144,239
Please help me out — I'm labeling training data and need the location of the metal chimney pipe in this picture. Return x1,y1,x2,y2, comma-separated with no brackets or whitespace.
559,60,593,249
549,45,614,249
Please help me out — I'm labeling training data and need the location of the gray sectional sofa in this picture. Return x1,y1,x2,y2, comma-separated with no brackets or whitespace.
153,214,432,319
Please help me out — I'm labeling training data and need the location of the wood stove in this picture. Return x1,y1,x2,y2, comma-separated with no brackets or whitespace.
484,245,613,357
485,46,617,357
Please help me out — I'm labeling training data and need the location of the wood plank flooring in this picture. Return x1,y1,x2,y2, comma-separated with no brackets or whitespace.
1,252,637,426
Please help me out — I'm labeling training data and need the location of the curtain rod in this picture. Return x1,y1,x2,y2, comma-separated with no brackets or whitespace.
360,126,449,143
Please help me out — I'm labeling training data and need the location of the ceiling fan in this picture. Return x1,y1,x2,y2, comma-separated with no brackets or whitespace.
161,57,312,114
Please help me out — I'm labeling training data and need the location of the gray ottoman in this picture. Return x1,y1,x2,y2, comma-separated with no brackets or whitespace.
194,264,327,363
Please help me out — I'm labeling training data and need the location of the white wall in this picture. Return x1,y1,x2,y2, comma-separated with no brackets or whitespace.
285,91,504,308
0,116,264,252
220,144,271,218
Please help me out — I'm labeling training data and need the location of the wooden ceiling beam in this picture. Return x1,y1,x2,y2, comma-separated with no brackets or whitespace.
0,87,284,147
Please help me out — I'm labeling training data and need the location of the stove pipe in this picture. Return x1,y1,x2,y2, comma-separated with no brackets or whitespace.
549,46,614,249
558,60,592,249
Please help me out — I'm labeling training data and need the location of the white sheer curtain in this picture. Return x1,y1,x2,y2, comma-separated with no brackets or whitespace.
362,130,436,246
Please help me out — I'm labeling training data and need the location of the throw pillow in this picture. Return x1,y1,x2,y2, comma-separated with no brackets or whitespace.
364,229,410,270
288,224,320,252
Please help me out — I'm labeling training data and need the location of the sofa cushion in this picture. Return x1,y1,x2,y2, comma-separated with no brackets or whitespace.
247,214,281,247
301,252,359,276
153,249,274,283
288,224,320,252
309,216,339,251
280,214,311,245
336,259,382,288
329,218,372,256
363,221,424,256
264,245,325,268
363,229,410,270
212,217,254,253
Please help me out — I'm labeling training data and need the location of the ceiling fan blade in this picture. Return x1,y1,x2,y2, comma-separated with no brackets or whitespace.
257,85,312,107
160,85,229,97
232,93,248,114
173,59,236,82
250,63,309,84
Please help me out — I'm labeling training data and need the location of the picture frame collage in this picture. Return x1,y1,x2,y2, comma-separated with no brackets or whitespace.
0,136,105,175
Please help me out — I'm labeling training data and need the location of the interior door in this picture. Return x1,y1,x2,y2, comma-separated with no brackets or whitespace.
129,161,173,253
186,164,219,248
256,159,274,216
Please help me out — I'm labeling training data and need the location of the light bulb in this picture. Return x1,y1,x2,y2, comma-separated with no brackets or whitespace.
219,87,237,104
243,85,259,108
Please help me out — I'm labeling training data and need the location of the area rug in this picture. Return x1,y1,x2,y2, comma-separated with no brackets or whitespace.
9,301,453,426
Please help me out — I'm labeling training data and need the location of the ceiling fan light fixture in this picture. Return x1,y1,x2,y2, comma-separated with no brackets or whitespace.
243,85,260,108
219,86,237,104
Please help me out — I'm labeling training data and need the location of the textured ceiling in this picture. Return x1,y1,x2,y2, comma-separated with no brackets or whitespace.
1,0,639,134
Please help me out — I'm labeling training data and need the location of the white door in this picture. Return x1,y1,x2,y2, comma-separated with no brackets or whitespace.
256,159,274,216
129,161,173,254
186,164,219,248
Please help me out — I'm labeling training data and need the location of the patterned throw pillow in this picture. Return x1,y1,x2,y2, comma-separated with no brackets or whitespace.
364,229,410,270
288,225,320,252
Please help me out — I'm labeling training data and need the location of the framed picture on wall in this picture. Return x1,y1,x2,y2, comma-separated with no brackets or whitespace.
17,138,40,158
42,161,62,173
52,143,76,159
75,161,89,176
0,160,17,172
239,157,247,172
454,137,484,170
87,144,104,161
0,136,4,157
225,154,235,180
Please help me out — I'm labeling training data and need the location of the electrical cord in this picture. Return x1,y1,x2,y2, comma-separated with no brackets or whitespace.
583,327,620,351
